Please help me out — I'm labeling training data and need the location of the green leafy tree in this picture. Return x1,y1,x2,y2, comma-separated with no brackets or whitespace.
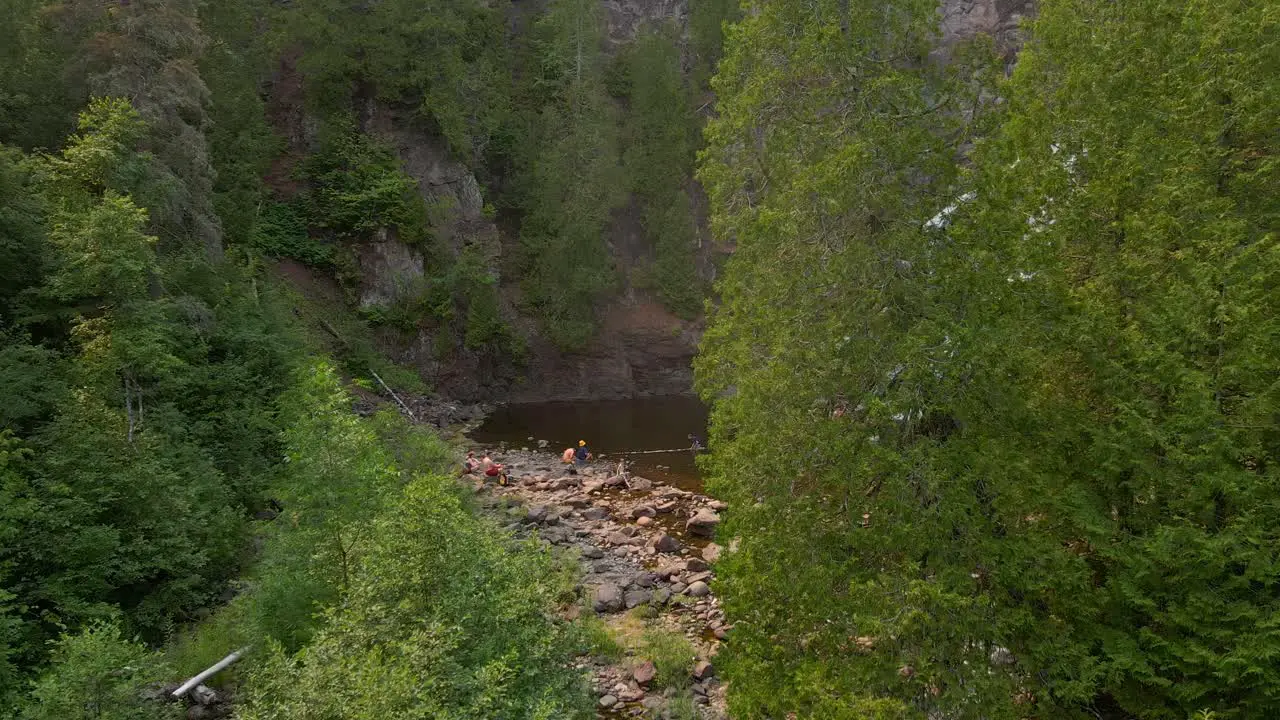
688,0,741,89
42,0,224,255
239,466,590,720
198,0,279,248
301,125,429,246
17,621,179,720
926,0,1280,715
0,146,46,321
246,362,401,650
0,94,304,695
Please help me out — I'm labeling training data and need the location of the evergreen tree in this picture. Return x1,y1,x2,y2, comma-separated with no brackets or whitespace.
699,0,1279,717
625,27,703,318
43,0,225,256
517,0,624,348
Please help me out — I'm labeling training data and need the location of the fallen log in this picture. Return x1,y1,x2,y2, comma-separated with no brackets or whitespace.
171,647,249,699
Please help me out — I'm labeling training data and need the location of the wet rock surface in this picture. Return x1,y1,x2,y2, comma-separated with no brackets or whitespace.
466,449,729,719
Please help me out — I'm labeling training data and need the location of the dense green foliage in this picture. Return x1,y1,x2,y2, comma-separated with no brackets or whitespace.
515,0,626,348
0,95,303,712
699,0,1279,718
18,622,179,720
623,29,703,318
301,124,430,247
283,0,512,160
176,363,590,719
0,0,606,714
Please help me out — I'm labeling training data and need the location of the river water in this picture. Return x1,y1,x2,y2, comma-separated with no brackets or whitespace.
470,396,709,492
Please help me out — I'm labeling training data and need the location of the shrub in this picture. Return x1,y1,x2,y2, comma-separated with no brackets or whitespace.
18,622,179,720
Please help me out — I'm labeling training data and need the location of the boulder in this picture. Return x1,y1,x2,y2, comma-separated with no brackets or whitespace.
581,545,604,559
540,527,571,544
593,584,623,613
598,694,618,709
686,509,721,537
604,475,627,487
709,500,729,512
652,587,671,605
693,660,715,680
630,505,657,519
629,477,654,491
525,505,549,524
684,557,710,572
633,660,657,685
551,477,581,491
654,501,679,514
636,516,653,527
702,543,722,563
581,507,609,521
650,534,681,554
191,684,218,706
606,531,631,546
624,589,651,609
686,581,711,597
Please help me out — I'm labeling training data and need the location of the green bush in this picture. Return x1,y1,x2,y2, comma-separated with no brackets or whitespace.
299,124,429,246
577,615,624,663
639,627,696,691
238,471,592,719
249,202,332,266
17,622,179,720
164,600,252,684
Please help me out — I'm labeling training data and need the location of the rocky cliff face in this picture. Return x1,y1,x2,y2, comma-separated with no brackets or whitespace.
939,0,1036,64
601,0,686,44
268,0,1037,404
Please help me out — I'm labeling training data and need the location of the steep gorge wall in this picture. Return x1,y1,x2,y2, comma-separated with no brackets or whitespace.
267,0,1035,403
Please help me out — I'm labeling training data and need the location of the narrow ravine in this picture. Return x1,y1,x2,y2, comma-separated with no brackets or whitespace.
466,448,729,719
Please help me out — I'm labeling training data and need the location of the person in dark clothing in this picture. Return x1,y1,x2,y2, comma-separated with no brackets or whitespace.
688,434,704,452
574,440,591,466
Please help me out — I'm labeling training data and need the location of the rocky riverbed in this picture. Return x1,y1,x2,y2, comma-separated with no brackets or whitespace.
465,448,729,720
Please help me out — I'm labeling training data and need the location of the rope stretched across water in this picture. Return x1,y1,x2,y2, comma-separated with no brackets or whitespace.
602,446,701,456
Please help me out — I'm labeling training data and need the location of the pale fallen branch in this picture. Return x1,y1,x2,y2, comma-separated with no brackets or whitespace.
370,369,417,422
171,647,249,699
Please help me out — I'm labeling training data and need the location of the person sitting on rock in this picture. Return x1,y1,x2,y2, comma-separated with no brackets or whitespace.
562,446,576,464
462,451,478,475
484,460,509,486
574,440,591,467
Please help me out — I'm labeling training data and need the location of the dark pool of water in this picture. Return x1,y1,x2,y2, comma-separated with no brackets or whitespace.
470,396,709,491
